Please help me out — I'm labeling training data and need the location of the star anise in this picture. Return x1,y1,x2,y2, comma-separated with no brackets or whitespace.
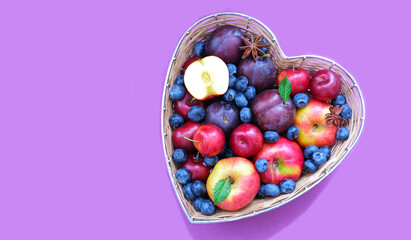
239,34,270,61
324,105,347,128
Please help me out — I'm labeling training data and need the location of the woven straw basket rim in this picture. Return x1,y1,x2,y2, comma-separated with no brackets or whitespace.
161,12,366,224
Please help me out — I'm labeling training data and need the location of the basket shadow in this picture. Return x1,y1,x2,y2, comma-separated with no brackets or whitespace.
183,173,334,240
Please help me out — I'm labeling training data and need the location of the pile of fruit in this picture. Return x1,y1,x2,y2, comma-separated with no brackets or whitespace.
168,25,352,216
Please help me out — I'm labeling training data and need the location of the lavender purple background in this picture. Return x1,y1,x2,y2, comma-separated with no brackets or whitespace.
1,0,410,239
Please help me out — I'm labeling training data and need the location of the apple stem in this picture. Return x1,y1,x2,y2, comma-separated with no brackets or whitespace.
292,63,295,72
196,151,200,160
189,98,196,104
183,136,202,143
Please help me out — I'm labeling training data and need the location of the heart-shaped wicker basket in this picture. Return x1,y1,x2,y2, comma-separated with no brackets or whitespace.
161,12,365,223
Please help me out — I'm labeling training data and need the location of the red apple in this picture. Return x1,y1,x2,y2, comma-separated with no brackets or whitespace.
253,137,304,185
193,124,225,157
310,69,342,101
294,98,338,148
181,153,211,182
277,68,310,96
172,121,201,152
206,157,260,211
180,57,199,75
173,91,204,120
229,123,263,157
184,56,229,100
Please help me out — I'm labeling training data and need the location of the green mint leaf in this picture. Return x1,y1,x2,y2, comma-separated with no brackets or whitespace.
213,178,231,205
279,72,292,105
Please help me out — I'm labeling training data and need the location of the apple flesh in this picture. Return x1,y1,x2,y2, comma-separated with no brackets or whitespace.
229,123,263,157
251,89,296,133
180,57,199,75
203,100,240,136
253,137,304,185
184,56,229,101
294,98,338,148
310,69,342,101
277,68,310,96
206,157,260,211
181,153,211,182
172,121,201,152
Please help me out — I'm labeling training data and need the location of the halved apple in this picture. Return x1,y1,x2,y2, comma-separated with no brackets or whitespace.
184,56,229,100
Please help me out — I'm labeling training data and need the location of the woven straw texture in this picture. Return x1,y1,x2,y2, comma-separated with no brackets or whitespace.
161,12,365,223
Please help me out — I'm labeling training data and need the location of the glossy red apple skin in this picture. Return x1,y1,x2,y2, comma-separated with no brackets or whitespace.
205,25,244,64
173,92,204,120
237,57,277,92
253,137,304,185
229,123,263,157
172,121,201,152
181,153,210,182
277,68,310,96
180,57,199,75
310,69,342,101
193,124,225,157
206,157,260,211
294,98,338,148
251,89,296,133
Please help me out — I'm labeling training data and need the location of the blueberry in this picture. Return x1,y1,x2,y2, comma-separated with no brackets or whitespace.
286,125,299,140
244,86,256,100
227,63,237,76
193,197,204,212
188,106,206,122
261,38,269,53
235,76,248,92
255,158,269,173
280,179,296,194
264,184,281,197
169,113,184,128
200,199,215,216
170,85,186,101
293,93,309,108
319,146,331,159
204,156,219,167
191,180,207,197
304,160,318,172
256,184,266,198
183,183,196,201
193,42,205,58
174,75,185,86
304,145,319,159
175,168,191,185
336,127,350,141
263,131,280,143
340,104,352,119
172,149,187,164
223,88,237,102
331,94,346,106
240,107,252,123
235,93,248,108
229,75,237,88
312,151,326,166
224,147,235,158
